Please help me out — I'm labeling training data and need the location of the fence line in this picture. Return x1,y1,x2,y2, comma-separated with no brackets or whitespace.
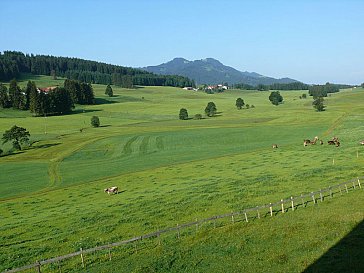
3,176,363,273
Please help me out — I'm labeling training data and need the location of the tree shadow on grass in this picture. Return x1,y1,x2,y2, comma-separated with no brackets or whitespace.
303,219,364,273
0,150,25,158
70,109,102,115
94,98,117,105
32,143,61,149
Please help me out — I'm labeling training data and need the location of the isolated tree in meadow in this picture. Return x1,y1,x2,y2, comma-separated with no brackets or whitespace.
194,114,202,120
313,97,325,111
2,125,30,151
235,98,245,109
91,116,100,127
0,83,9,108
361,83,364,88
105,84,113,97
179,108,189,120
269,91,283,106
301,93,307,99
205,101,217,117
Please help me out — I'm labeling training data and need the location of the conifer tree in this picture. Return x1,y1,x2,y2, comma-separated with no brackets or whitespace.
105,84,113,97
0,83,9,108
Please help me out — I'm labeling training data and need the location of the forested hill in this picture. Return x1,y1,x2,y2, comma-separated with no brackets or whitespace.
0,51,195,88
143,57,298,86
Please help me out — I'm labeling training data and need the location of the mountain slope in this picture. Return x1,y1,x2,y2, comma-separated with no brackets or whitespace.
143,57,298,86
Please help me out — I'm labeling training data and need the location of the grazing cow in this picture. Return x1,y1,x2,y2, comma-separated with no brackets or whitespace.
335,141,340,147
272,144,278,149
104,186,118,195
320,140,324,145
328,140,336,145
303,136,319,146
311,136,319,145
360,140,364,145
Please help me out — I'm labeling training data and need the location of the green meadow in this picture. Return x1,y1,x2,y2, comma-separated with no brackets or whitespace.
0,76,363,272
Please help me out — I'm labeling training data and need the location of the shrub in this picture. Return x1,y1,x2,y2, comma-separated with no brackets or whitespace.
91,116,100,127
179,108,188,120
194,114,202,120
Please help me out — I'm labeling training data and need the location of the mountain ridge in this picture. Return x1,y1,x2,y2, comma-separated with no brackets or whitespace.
142,57,298,86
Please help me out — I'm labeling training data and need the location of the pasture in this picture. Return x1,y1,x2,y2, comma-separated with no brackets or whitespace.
0,76,363,272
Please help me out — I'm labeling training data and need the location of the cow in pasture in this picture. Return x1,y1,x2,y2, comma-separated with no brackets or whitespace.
320,140,324,145
303,136,319,147
311,136,319,145
360,140,364,145
272,144,278,149
328,136,340,147
104,186,118,195
303,139,311,146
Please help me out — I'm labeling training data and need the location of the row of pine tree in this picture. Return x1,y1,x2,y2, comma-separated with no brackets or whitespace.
0,79,94,116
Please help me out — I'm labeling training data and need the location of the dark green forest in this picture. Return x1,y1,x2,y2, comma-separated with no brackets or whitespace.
0,79,94,116
233,81,352,96
0,51,195,88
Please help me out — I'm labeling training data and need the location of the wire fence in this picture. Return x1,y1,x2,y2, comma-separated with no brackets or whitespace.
3,176,363,273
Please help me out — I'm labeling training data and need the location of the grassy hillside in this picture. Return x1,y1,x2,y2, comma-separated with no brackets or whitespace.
0,76,363,272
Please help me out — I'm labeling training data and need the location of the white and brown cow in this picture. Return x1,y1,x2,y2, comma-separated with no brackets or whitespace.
104,186,118,195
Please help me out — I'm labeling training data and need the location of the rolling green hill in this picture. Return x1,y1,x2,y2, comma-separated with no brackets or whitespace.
0,76,363,272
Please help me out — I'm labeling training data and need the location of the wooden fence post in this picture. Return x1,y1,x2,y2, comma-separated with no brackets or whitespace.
80,248,85,268
177,224,180,239
108,247,112,261
339,185,342,195
269,203,273,217
345,184,348,193
311,192,315,204
256,207,260,219
329,186,333,198
320,189,323,202
244,212,248,222
301,194,304,207
352,181,356,189
358,178,362,189
281,199,284,213
291,196,294,211
36,260,41,273
231,213,235,223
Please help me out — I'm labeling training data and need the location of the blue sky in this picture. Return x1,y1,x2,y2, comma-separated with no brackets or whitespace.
1,0,363,84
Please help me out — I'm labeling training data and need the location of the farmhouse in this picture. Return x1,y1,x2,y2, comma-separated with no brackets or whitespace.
207,84,228,91
183,86,197,91
37,86,58,93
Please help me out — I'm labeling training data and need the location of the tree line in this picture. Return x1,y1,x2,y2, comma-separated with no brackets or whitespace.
233,82,310,91
307,82,348,98
0,79,94,116
233,81,352,93
0,51,195,88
